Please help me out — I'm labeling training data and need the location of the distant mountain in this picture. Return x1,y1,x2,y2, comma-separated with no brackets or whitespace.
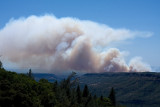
79,72,160,107
30,72,160,107
33,73,59,82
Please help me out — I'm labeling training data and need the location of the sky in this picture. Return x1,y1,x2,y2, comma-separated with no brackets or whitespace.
0,0,160,72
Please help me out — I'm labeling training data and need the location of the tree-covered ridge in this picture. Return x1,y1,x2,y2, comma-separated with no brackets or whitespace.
0,67,122,107
79,72,160,107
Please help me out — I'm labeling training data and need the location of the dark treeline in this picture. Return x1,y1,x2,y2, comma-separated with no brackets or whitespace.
0,61,124,107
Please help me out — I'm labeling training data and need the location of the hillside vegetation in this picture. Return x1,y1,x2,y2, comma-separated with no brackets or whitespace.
0,66,122,107
79,72,160,107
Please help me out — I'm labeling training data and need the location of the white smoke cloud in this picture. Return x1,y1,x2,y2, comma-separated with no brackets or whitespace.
129,57,151,72
0,14,152,73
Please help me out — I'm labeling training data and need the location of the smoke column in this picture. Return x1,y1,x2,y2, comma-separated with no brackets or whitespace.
0,15,152,73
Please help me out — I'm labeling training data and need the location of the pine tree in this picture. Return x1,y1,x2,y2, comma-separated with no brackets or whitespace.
28,69,34,79
83,85,89,97
76,84,81,104
0,60,2,69
108,87,116,106
85,94,92,106
0,56,3,69
100,95,103,101
29,69,32,77
53,81,58,92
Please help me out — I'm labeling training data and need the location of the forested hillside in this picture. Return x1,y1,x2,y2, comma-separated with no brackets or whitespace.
79,72,160,107
1,59,160,107
0,66,122,107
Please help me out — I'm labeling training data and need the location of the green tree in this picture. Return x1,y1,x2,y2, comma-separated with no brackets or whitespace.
76,84,81,104
83,85,89,97
0,69,121,107
108,87,116,106
27,69,34,79
29,69,32,77
0,60,3,69
100,95,103,101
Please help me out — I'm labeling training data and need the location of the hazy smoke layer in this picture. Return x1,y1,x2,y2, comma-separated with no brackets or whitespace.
0,15,152,73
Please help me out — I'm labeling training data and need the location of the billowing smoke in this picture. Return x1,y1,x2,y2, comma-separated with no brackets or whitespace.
0,15,152,73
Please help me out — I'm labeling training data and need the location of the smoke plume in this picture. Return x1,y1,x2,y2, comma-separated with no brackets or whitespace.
0,15,152,73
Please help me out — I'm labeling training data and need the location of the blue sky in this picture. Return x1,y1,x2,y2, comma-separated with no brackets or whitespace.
0,0,160,67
